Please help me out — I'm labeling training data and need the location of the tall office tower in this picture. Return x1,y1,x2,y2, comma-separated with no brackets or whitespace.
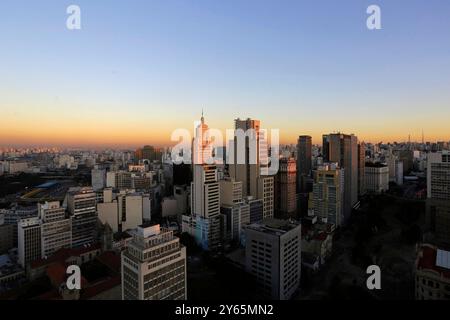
245,218,301,300
312,163,344,226
66,187,98,248
38,201,72,258
229,118,262,198
426,151,450,246
257,176,274,219
274,158,297,219
322,133,358,223
18,217,41,268
297,135,312,193
91,168,106,191
358,142,366,196
121,224,187,300
191,115,221,251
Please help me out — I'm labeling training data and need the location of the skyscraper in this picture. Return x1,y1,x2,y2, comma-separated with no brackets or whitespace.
322,133,358,222
257,176,274,220
358,142,366,196
297,135,312,193
311,163,344,226
275,158,297,219
191,115,221,251
229,118,262,198
66,187,98,248
121,224,187,300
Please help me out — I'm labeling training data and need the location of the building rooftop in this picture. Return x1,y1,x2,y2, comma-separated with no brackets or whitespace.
247,218,300,236
365,162,388,168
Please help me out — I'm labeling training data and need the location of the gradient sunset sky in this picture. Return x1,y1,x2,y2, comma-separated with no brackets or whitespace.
1,0,450,148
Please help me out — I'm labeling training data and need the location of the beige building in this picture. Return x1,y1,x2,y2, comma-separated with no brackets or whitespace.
220,178,243,206
97,189,148,233
311,163,344,226
365,162,389,194
121,225,186,300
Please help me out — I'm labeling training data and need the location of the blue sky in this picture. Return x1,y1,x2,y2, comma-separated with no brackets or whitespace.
1,0,450,146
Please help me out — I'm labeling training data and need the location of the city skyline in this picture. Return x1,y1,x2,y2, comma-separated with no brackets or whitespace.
2,0,450,147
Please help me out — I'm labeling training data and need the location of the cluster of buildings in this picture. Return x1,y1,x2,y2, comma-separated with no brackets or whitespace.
0,121,449,301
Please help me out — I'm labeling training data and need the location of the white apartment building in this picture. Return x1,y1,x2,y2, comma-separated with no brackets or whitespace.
38,201,72,258
121,225,187,300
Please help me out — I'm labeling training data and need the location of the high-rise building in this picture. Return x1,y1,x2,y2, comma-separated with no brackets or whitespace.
311,163,344,226
297,135,312,193
323,133,358,222
257,176,274,220
426,151,450,247
121,224,187,300
191,115,221,251
275,158,297,219
38,201,72,258
245,218,301,300
229,118,262,198
66,187,98,248
365,163,389,194
18,217,41,268
358,142,366,196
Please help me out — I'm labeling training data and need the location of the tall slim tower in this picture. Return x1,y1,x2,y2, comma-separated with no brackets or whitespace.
297,135,312,193
191,115,221,251
275,158,297,219
358,142,366,196
322,133,358,223
229,118,261,198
